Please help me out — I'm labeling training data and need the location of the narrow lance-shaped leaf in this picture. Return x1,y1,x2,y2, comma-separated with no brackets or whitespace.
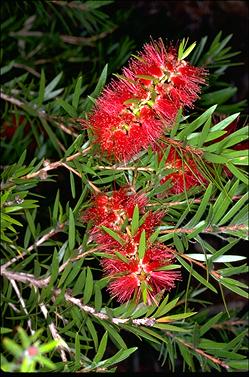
93,331,108,363
72,76,82,110
102,226,125,245
138,230,146,259
83,267,93,304
68,208,75,250
131,204,139,236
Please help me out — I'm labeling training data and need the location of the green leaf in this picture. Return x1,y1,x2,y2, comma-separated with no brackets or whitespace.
100,321,127,350
186,254,246,263
57,99,77,117
94,331,108,363
176,255,217,293
149,228,161,243
138,230,146,259
86,318,98,351
181,41,197,60
212,180,239,224
227,359,249,370
50,249,59,285
210,113,240,132
201,87,237,106
226,163,248,184
24,209,36,239
153,323,190,332
58,262,72,288
114,251,129,263
155,264,181,271
140,281,147,304
219,264,248,277
218,192,248,226
44,72,63,100
154,297,179,318
3,338,23,357
157,312,197,322
131,204,139,236
75,332,80,365
37,69,45,107
218,279,249,299
178,342,194,370
0,328,12,335
83,267,93,304
72,76,82,110
65,259,84,287
94,283,102,312
69,171,76,199
103,347,137,367
199,312,224,336
52,190,60,224
17,327,30,348
186,221,207,240
177,105,217,139
68,208,75,250
39,340,59,353
85,64,108,112
39,117,62,155
186,184,213,227
101,226,125,245
72,269,86,296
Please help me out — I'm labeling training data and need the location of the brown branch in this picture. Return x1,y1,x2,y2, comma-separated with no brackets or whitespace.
166,331,229,370
0,223,65,270
146,195,244,208
0,91,79,138
13,63,40,78
10,279,34,335
23,147,91,179
180,253,221,280
160,224,248,235
96,165,155,172
40,302,70,362
9,28,117,46
1,267,156,328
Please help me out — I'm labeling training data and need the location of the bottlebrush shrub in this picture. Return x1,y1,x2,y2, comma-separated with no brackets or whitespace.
1,24,248,375
87,39,207,161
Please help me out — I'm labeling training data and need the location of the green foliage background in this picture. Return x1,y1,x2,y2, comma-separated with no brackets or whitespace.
1,1,248,373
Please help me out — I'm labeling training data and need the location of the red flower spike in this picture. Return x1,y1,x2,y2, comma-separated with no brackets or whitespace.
81,188,148,245
88,39,206,162
105,243,181,304
159,147,208,195
134,211,164,242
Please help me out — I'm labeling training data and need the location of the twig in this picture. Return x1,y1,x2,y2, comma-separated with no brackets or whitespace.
0,92,23,107
1,223,65,270
160,224,248,235
10,279,34,335
2,268,156,328
13,63,40,78
146,195,244,207
40,302,70,362
96,165,155,172
57,122,79,137
9,27,117,46
61,162,82,179
0,91,79,139
166,331,229,370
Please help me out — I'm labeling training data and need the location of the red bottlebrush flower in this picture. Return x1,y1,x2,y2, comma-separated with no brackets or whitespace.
104,243,181,304
159,147,208,195
134,211,164,242
107,275,140,303
87,39,206,162
82,188,147,228
81,188,148,247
